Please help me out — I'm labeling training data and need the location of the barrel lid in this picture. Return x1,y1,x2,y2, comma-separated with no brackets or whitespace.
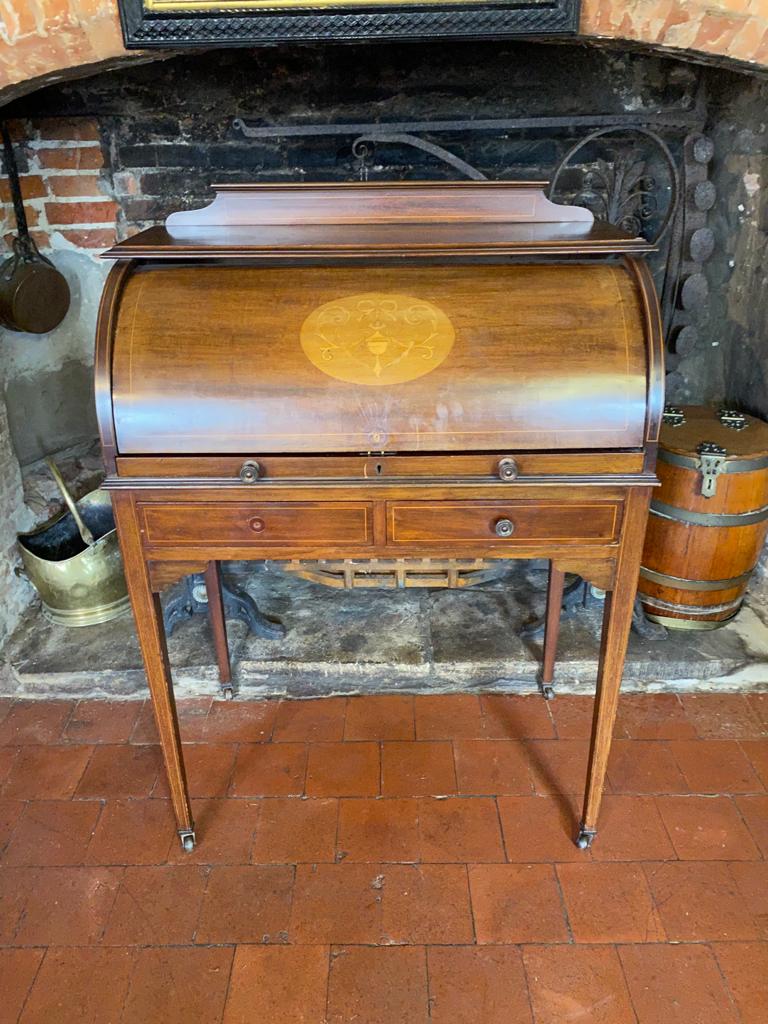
660,405,768,460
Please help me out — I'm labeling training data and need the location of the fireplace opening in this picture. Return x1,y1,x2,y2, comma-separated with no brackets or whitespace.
1,36,766,694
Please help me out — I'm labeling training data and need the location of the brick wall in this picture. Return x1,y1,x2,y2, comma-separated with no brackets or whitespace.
1,117,116,253
0,41,710,247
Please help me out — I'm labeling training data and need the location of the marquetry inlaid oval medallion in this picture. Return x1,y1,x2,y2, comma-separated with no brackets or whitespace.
300,292,455,386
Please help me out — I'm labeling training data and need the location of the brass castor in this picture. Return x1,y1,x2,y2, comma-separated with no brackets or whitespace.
575,826,597,850
179,830,196,852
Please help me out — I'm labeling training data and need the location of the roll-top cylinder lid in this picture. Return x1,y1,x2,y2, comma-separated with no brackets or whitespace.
110,260,650,455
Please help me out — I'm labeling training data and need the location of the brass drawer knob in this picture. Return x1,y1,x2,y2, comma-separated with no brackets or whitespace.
497,457,519,482
239,460,262,484
494,518,515,538
248,517,265,533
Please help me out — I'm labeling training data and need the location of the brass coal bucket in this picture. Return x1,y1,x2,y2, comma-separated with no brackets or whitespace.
17,486,130,627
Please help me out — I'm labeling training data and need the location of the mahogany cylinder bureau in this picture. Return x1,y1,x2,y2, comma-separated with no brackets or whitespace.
95,182,664,851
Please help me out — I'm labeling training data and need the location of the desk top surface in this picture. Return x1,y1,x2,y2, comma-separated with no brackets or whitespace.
104,182,653,261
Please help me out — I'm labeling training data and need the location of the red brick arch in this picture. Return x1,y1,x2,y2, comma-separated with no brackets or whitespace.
583,0,768,67
0,0,766,104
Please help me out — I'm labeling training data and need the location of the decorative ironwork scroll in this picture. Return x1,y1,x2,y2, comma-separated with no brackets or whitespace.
351,134,487,182
547,127,681,343
548,127,679,246
118,0,580,48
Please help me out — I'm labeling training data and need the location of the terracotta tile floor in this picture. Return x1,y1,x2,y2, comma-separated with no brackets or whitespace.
0,692,766,1023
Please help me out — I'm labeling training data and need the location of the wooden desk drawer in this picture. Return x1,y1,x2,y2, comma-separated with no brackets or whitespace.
139,501,373,546
387,501,620,544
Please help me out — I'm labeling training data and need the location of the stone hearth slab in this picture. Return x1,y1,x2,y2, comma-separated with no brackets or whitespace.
3,563,768,699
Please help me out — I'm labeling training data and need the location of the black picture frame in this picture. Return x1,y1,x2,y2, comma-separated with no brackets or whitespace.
118,0,581,48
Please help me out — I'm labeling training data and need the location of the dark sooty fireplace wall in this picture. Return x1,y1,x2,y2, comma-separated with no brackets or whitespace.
1,38,767,641
7,41,768,421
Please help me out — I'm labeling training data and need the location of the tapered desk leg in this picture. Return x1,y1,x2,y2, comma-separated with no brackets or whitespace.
540,562,565,700
577,489,652,849
112,495,195,851
204,560,232,695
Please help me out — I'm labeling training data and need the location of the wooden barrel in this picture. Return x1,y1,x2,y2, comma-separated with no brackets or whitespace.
640,405,768,629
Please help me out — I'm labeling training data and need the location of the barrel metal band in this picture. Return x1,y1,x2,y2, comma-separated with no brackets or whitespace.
644,610,739,630
658,449,768,474
641,592,744,615
639,565,755,592
650,499,768,527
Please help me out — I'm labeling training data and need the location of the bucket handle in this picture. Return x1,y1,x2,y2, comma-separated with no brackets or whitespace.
45,458,95,547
